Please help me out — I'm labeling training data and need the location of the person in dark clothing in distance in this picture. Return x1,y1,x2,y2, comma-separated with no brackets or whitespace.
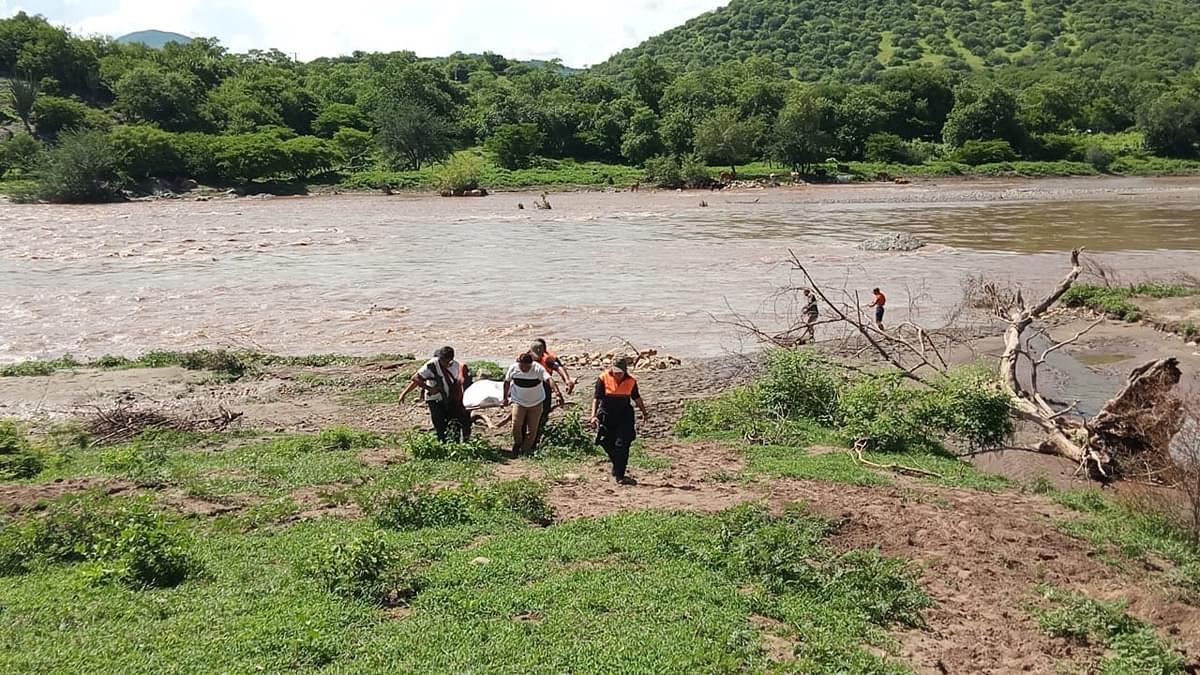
590,357,648,486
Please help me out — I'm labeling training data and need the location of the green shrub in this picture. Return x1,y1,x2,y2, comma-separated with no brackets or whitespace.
536,410,597,458
0,420,43,479
865,132,924,164
918,367,1014,449
759,350,844,424
643,154,682,187
33,129,119,203
1061,283,1198,322
31,95,93,138
1,133,43,173
307,531,417,604
360,479,554,530
1033,586,1184,673
1086,145,1115,172
404,432,496,461
680,154,714,188
280,136,339,179
177,349,249,378
486,123,543,169
838,371,928,452
955,139,1017,165
1,493,197,588
212,132,290,182
437,151,484,193
108,125,186,180
362,484,477,530
90,506,196,588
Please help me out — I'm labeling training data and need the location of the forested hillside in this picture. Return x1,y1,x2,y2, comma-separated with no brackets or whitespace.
600,0,1200,83
4,3,1200,202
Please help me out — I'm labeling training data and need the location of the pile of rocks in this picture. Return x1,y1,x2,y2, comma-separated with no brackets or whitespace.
561,349,682,372
858,231,927,252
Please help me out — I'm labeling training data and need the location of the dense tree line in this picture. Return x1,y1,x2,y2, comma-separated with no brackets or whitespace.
4,6,1200,200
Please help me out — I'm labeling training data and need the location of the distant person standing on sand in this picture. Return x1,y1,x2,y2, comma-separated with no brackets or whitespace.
868,288,887,330
802,289,819,342
401,346,473,442
590,357,649,486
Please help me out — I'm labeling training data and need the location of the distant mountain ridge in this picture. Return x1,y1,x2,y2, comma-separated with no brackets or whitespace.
116,30,193,49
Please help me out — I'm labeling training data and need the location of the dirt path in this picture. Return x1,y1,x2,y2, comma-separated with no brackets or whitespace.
493,440,1200,674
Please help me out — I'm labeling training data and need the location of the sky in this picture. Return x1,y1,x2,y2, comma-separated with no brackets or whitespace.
0,0,728,66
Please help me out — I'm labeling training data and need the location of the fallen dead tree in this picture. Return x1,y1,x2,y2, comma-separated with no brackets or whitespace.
730,248,1185,482
84,398,243,445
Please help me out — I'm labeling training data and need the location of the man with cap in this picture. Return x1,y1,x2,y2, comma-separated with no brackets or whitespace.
401,346,473,442
590,357,649,485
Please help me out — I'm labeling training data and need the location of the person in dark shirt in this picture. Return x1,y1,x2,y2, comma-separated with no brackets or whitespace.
590,357,649,485
802,289,819,342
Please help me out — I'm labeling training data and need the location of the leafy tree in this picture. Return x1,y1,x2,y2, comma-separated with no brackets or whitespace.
486,123,544,169
211,132,290,182
374,99,455,170
1018,78,1082,134
942,83,1025,148
865,133,918,164
333,128,373,171
694,107,762,176
313,103,367,138
280,136,339,179
31,95,93,138
33,129,118,203
1140,89,1200,157
773,89,832,172
631,56,672,112
8,76,38,133
201,66,315,134
111,64,203,131
0,133,42,173
108,125,185,180
620,106,663,165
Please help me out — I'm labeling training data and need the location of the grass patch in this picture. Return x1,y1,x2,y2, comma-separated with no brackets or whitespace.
1049,488,1200,599
356,478,555,530
1032,585,1186,673
1062,283,1200,322
677,350,1012,491
0,350,414,378
0,492,199,588
0,504,928,672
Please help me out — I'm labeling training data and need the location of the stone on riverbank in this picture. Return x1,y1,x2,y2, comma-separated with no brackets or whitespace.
859,231,926,252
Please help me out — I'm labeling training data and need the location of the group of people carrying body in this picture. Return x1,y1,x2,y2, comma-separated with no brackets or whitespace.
398,286,887,485
400,339,648,485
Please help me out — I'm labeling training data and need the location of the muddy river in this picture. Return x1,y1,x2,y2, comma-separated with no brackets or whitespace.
3,177,1200,362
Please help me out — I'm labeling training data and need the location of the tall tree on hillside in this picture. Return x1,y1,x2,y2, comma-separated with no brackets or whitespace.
9,76,38,133
375,98,456,170
942,82,1025,148
631,56,672,112
694,107,762,177
773,89,832,173
1140,89,1200,158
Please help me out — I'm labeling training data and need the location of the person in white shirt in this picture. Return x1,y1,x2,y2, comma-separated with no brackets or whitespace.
401,346,473,442
502,352,561,455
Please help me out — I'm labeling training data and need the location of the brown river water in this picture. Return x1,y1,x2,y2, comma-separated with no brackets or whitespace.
3,177,1200,363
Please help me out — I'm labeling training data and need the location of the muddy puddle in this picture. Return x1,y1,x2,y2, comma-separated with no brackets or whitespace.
3,177,1200,362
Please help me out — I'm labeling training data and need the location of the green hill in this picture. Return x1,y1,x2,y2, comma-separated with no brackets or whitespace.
599,0,1200,82
116,30,193,49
